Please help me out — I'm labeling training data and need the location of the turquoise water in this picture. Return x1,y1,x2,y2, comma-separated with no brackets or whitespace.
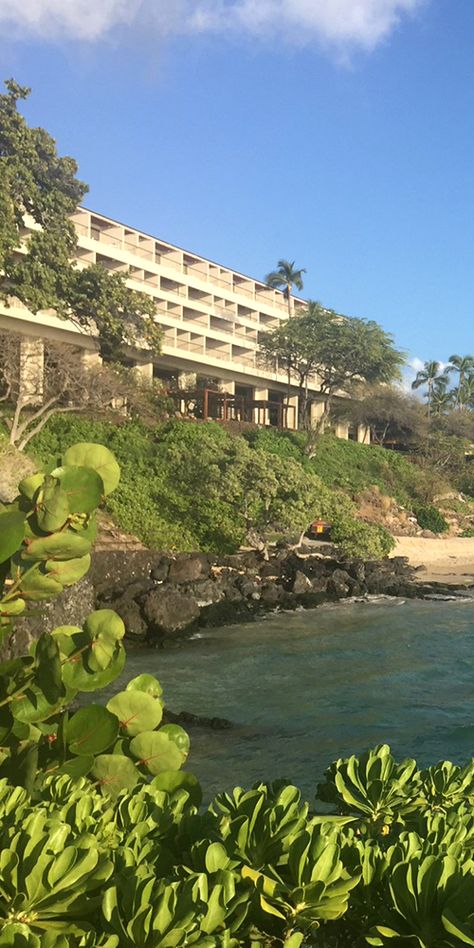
109,598,474,798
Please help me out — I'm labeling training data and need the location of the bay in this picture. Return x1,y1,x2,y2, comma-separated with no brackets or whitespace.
103,598,474,799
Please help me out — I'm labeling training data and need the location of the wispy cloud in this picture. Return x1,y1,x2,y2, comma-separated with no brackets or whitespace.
0,0,427,51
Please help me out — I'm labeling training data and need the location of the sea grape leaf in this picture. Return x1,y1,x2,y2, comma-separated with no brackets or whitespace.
126,674,163,699
0,510,25,564
35,477,70,532
36,632,64,704
24,532,91,561
18,569,63,601
66,706,119,756
106,691,163,737
50,465,104,513
129,730,186,775
18,472,44,501
63,443,120,495
45,554,91,587
160,724,190,755
92,754,140,798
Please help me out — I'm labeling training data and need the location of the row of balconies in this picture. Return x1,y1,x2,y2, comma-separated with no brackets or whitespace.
72,209,307,317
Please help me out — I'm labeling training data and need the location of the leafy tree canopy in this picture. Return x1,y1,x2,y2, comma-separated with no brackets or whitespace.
0,79,161,357
259,302,404,426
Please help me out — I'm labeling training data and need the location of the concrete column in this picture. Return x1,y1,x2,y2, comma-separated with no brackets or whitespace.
19,337,44,405
220,379,235,395
357,424,370,444
309,399,325,430
335,421,350,440
287,394,299,430
134,360,153,383
253,386,269,425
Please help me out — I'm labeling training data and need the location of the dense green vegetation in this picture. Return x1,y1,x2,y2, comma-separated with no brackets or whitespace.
29,417,398,559
0,443,190,796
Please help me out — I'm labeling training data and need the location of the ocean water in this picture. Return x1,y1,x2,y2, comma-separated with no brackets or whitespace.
107,598,474,799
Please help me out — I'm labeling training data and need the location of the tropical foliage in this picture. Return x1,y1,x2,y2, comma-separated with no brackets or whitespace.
0,443,189,796
412,355,474,415
258,303,403,428
265,259,306,315
0,746,471,944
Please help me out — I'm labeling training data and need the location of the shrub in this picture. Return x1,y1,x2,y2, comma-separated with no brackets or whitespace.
0,746,472,944
414,504,449,534
0,443,190,796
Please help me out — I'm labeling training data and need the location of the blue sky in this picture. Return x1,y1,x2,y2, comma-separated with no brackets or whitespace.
1,0,472,374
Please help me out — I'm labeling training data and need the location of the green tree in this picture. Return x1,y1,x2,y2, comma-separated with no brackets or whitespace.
430,378,455,416
411,360,448,414
0,79,162,358
265,259,306,316
334,384,428,447
259,303,404,429
447,354,474,409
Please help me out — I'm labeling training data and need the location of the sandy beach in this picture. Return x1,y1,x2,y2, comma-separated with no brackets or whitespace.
391,537,474,585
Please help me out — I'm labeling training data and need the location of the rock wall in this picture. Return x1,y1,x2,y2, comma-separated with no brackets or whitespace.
90,547,420,646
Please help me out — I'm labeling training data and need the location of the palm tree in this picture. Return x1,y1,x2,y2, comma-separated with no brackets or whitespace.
411,360,448,415
459,372,474,410
447,354,474,409
430,378,454,415
265,259,306,317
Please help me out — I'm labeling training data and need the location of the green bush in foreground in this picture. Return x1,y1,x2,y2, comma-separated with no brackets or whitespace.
0,745,472,945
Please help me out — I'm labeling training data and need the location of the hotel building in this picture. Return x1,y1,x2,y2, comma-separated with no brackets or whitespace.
0,207,367,439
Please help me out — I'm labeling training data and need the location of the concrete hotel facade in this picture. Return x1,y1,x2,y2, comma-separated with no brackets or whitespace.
0,207,366,438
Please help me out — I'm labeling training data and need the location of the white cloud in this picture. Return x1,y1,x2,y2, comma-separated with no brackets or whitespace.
0,0,427,50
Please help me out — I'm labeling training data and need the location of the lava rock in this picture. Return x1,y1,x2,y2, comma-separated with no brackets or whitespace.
168,554,211,584
143,588,200,637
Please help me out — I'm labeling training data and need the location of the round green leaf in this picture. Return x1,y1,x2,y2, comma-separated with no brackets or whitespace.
84,609,126,643
19,568,63,601
0,598,26,617
129,730,186,775
11,686,69,724
106,691,163,736
24,532,91,561
55,756,95,779
35,478,70,532
45,554,91,586
18,472,44,501
92,754,140,798
160,724,190,755
151,770,202,805
63,443,120,495
57,629,126,693
66,706,119,756
126,674,163,699
0,510,25,565
50,465,104,513
36,632,64,704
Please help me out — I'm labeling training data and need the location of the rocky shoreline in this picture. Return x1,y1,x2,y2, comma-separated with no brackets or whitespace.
88,545,472,646
10,543,474,659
